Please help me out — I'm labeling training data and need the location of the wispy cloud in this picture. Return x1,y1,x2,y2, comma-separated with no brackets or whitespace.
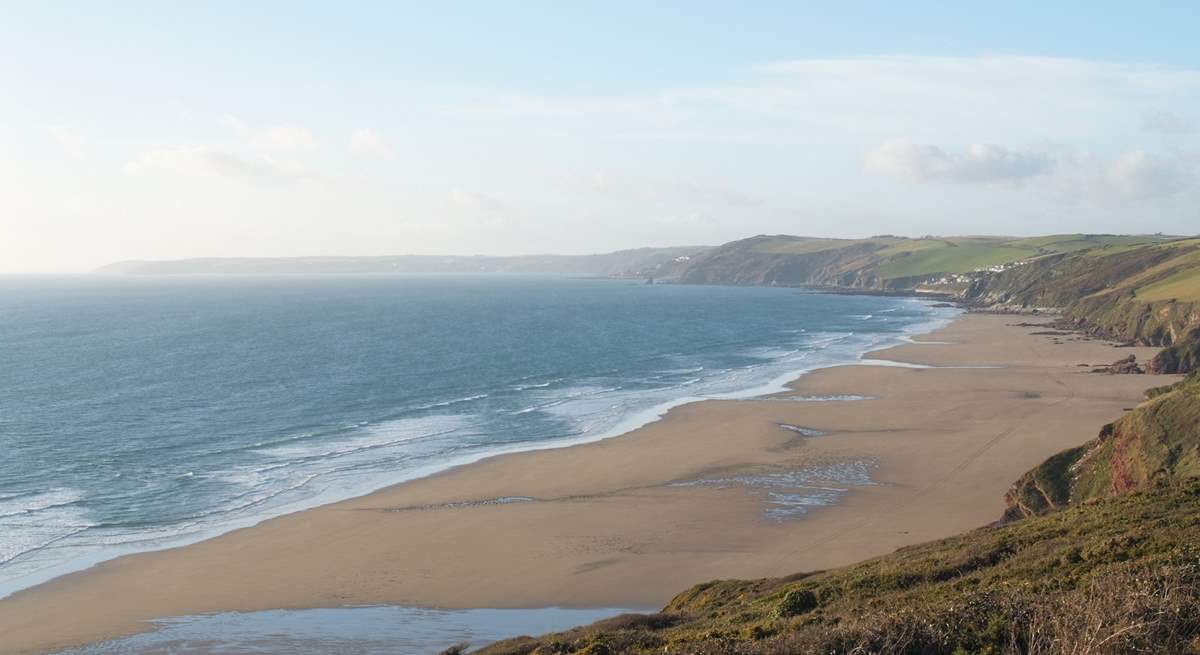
252,125,317,150
864,141,1053,183
125,146,318,185
865,140,1196,202
1054,149,1193,202
46,126,86,157
348,129,394,158
221,117,317,150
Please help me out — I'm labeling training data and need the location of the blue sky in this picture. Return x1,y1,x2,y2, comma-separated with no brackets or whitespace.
2,2,1199,271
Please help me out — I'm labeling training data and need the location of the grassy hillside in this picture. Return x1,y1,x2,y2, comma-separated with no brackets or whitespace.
958,239,1200,372
673,233,1200,375
478,482,1200,655
672,234,1173,289
1004,372,1200,520
475,374,1200,654
462,234,1200,655
961,238,1200,312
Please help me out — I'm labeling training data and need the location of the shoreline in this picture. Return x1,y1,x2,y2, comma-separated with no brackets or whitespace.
0,314,1172,654
0,301,956,604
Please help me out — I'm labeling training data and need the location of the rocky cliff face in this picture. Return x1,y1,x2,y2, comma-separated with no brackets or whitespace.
1151,334,1200,374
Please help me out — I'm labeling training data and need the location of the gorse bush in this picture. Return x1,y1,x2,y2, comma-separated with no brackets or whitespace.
773,589,818,618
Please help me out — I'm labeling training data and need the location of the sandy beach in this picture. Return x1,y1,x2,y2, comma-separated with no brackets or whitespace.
0,313,1173,654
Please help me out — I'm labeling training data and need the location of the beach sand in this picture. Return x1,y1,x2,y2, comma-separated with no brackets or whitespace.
0,314,1173,654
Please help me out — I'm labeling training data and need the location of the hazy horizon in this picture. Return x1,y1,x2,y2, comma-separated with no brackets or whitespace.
86,230,1200,269
4,3,1200,273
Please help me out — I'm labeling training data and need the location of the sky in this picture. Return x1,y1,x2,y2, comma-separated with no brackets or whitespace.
2,2,1199,272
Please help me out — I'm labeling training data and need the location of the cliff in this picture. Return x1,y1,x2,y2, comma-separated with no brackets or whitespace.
1003,372,1200,521
473,376,1200,654
671,234,1176,290
464,236,1200,654
960,239,1200,345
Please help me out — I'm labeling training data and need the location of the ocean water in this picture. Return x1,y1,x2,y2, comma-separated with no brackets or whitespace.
0,274,955,598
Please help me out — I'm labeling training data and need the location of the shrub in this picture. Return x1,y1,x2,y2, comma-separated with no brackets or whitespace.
774,588,818,618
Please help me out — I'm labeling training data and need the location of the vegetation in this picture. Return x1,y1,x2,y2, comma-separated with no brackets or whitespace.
960,238,1200,373
875,243,1034,279
471,370,1200,654
672,233,1176,288
1005,372,1200,520
671,234,1200,374
470,234,1200,654
478,482,1200,654
1154,339,1200,375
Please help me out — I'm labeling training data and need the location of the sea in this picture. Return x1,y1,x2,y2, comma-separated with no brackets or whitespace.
0,274,955,620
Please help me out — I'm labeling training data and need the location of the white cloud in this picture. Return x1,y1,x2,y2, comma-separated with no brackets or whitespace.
349,129,394,158
252,125,317,150
1097,150,1190,200
447,189,506,212
1049,149,1192,202
15,54,1200,272
866,140,1196,203
864,141,1053,183
46,126,85,157
221,115,253,138
444,56,1200,175
125,146,314,185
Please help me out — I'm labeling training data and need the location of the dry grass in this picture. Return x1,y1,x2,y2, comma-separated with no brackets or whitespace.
476,482,1200,655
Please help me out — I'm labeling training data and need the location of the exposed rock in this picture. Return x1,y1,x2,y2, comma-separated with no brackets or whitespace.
1109,354,1144,374
1149,333,1200,374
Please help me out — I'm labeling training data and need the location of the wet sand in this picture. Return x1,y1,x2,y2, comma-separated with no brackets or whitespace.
0,314,1172,654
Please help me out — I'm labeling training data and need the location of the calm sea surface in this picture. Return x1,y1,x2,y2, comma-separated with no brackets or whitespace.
0,274,954,597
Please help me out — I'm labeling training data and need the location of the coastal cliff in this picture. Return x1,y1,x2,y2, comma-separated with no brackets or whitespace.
475,373,1200,655
479,491,1200,655
671,234,1200,374
670,234,1181,291
468,298,1200,654
1003,372,1200,521
959,240,1200,345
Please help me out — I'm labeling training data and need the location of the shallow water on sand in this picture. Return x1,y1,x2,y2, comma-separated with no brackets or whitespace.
55,606,634,655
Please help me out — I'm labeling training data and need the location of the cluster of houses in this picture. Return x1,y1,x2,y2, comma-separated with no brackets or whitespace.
927,259,1030,286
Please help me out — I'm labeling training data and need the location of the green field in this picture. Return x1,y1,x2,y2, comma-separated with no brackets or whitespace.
876,243,1036,278
874,234,1178,280
740,234,1179,282
1138,266,1200,302
678,233,1195,291
749,236,869,255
